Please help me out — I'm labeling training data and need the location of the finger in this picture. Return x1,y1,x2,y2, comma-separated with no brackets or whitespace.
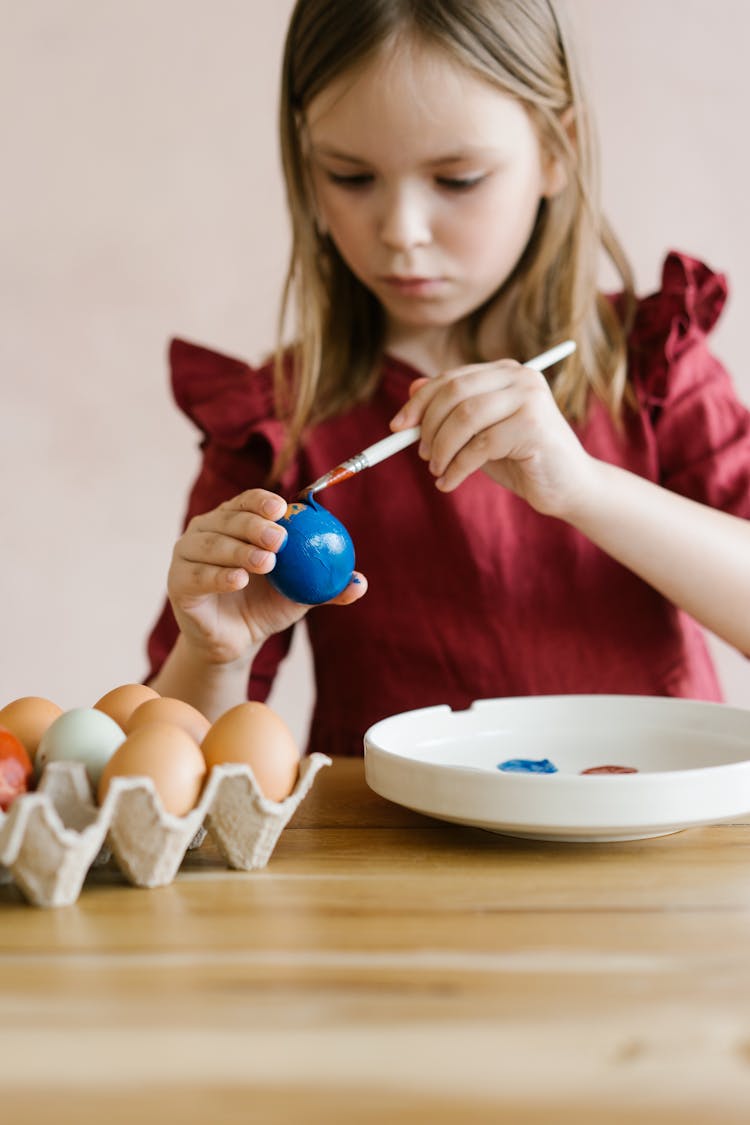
418,364,522,453
434,408,533,492
408,377,430,398
391,374,450,430
187,510,288,561
327,572,368,605
434,432,503,493
426,384,528,478
179,529,281,575
219,489,288,519
391,361,520,431
171,559,252,598
389,378,432,430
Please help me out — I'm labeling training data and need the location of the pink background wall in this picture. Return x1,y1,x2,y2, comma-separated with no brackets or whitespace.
2,1,748,744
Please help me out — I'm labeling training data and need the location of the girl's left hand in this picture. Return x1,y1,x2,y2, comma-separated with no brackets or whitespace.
390,359,595,519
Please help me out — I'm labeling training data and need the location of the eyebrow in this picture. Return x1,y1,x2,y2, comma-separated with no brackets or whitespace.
310,143,501,166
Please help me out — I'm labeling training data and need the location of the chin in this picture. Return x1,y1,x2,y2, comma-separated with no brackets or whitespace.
381,298,466,329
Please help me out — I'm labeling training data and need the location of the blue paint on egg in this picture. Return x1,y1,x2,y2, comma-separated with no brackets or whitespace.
497,758,558,774
265,497,355,605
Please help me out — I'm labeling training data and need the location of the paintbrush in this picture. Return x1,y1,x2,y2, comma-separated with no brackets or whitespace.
299,339,576,501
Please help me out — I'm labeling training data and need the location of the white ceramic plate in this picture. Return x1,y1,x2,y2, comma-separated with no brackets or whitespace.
363,695,750,842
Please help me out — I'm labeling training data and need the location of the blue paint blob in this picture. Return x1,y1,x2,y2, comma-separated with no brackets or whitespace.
497,758,558,774
265,497,355,605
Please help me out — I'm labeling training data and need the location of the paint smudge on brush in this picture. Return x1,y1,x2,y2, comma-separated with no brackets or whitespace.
297,463,356,503
581,765,638,775
497,758,558,774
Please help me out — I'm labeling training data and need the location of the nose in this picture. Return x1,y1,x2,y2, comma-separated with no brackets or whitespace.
378,183,431,251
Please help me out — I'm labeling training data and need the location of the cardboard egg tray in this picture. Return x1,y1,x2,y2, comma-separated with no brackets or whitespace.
0,753,330,908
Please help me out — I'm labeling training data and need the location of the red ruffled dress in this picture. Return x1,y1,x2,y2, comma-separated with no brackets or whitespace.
146,253,750,756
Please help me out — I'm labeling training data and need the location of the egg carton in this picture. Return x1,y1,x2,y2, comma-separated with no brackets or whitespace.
0,753,330,908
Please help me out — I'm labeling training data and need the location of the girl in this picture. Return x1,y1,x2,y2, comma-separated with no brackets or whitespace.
147,0,750,757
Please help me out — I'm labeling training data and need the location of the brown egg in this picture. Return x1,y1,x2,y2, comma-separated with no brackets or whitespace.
201,702,299,802
97,721,207,816
126,697,211,744
0,696,63,761
94,683,160,729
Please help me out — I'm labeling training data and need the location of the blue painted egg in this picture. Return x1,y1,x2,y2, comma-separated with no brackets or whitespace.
265,498,355,605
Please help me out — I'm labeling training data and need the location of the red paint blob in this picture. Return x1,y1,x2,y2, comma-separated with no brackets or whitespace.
581,764,639,775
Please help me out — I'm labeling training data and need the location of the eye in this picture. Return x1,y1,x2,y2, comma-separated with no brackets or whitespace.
324,171,374,189
435,174,485,191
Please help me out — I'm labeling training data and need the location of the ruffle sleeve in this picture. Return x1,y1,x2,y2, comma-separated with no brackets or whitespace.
169,337,299,495
144,338,300,701
628,252,750,516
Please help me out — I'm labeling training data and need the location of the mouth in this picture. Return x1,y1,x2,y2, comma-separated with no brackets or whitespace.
380,276,446,296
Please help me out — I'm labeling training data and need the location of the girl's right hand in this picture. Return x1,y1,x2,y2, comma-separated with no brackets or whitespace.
166,489,367,665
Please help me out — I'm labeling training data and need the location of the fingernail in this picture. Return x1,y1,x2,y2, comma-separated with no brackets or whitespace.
261,524,286,549
391,411,406,428
249,547,272,567
263,497,285,517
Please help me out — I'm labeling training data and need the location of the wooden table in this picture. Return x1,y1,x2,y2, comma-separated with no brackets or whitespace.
2,758,750,1123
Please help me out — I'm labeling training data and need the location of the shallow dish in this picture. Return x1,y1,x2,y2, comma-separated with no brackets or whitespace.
363,695,750,842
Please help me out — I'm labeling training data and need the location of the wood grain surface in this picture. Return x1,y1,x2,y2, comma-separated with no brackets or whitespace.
2,758,750,1123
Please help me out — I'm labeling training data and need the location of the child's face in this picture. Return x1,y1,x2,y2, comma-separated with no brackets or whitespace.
305,37,563,344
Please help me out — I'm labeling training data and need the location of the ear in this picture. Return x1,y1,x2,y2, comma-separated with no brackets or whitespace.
542,154,567,199
542,106,576,199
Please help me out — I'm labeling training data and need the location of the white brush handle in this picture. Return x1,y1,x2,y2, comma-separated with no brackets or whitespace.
356,339,576,469
356,426,422,469
524,339,577,372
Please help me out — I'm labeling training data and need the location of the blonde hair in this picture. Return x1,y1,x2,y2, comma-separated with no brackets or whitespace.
275,0,635,476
